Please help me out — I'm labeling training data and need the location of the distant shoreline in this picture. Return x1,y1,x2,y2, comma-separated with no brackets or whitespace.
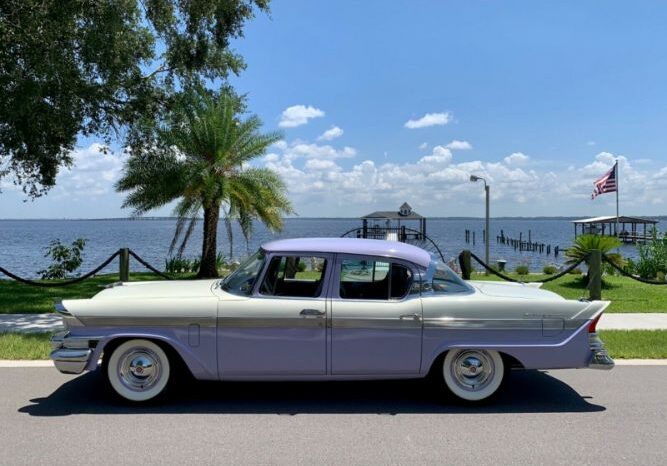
1,216,665,222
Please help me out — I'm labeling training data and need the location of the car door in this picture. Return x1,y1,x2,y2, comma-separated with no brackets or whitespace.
330,255,423,375
218,253,331,377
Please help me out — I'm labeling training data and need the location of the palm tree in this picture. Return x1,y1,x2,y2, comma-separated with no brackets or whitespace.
565,234,626,276
116,89,293,278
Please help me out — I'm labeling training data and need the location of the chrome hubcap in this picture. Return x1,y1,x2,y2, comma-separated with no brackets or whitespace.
451,350,494,392
118,348,162,392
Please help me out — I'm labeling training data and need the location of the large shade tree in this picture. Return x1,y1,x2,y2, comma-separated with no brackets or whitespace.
115,89,293,278
0,0,269,198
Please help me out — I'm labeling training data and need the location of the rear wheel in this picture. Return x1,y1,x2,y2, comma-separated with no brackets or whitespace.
106,339,171,402
442,349,504,402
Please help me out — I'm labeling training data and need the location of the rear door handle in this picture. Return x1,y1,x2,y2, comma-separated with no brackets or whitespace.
300,308,325,317
399,313,421,321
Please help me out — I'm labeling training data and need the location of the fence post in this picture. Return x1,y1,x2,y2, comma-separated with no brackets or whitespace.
119,248,130,282
588,249,602,300
459,250,472,280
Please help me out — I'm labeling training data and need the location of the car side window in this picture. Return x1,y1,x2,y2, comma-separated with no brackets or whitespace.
259,255,327,298
339,259,413,300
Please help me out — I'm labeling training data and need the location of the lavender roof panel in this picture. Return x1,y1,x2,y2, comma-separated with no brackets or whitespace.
261,237,432,267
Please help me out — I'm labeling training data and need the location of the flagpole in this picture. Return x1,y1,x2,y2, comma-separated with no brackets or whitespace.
615,159,619,237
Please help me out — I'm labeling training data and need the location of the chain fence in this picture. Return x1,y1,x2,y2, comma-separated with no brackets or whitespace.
0,249,172,287
468,252,587,284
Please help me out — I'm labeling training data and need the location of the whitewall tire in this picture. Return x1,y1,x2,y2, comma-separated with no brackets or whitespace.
106,339,171,402
442,349,504,402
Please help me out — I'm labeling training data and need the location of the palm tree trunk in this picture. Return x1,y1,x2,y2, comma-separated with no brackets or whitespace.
223,210,233,262
198,202,220,278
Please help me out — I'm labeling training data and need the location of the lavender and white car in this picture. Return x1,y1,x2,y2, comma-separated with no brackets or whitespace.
50,238,614,403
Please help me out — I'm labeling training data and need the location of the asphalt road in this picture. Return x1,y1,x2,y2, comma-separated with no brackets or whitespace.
1,367,665,465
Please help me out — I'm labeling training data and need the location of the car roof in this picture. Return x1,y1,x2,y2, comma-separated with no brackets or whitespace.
261,237,432,268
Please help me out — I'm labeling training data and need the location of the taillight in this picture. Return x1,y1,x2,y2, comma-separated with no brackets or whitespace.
588,313,603,333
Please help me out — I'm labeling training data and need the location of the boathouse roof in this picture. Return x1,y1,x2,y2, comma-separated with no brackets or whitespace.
362,202,424,220
572,215,658,224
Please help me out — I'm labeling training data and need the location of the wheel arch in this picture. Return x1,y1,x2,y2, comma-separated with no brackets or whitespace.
427,347,525,377
94,334,197,379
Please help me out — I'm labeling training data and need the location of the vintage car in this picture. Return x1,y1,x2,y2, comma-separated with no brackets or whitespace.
50,238,614,403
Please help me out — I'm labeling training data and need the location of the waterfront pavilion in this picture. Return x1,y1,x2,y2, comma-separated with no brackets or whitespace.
360,202,427,240
572,215,658,243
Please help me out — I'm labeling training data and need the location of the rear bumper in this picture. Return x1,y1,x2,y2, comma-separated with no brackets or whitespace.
50,331,98,375
588,332,615,370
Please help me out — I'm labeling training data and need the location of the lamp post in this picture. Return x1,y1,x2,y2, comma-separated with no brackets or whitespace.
470,175,490,274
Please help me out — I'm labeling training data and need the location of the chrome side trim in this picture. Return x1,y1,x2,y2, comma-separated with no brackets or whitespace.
77,316,217,328
218,317,325,329
424,317,587,331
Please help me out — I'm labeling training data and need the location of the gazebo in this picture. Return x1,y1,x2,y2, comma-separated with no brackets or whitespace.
360,202,426,241
572,215,658,244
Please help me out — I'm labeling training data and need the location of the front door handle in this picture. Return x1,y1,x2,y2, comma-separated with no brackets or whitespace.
300,308,325,317
399,313,421,321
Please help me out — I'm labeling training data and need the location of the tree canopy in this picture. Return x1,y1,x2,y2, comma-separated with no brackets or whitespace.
0,0,269,197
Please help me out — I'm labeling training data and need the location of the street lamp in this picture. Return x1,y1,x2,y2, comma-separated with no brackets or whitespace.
470,175,490,274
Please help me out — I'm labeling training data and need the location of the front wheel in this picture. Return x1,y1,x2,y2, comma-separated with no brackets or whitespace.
442,349,504,402
106,339,171,402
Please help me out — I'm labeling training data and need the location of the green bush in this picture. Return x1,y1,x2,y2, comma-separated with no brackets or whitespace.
543,265,557,275
515,264,529,275
569,267,583,275
38,238,87,279
635,232,667,279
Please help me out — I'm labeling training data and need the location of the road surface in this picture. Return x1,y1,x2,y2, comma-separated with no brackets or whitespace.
1,367,665,465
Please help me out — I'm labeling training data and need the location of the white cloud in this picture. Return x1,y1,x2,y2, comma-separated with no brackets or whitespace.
418,142,428,150
445,140,472,150
317,126,344,141
418,146,453,166
262,139,667,216
50,143,128,200
404,112,452,129
503,152,530,166
278,105,325,128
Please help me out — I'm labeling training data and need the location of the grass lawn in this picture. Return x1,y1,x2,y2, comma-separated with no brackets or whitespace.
1,330,665,360
471,272,667,313
0,272,194,314
0,333,51,359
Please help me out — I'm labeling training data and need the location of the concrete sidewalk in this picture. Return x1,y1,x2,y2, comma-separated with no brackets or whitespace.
2,312,667,333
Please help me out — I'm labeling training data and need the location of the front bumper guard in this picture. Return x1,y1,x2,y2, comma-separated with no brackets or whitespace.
588,332,615,370
50,331,98,374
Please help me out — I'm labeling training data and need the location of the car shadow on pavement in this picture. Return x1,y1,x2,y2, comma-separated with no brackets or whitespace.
19,368,605,417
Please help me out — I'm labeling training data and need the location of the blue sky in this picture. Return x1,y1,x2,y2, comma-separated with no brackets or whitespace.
2,0,667,218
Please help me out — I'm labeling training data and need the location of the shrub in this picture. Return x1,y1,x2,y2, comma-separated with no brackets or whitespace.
565,234,625,269
515,264,529,275
543,265,557,275
165,256,194,274
569,267,583,275
635,232,667,279
38,238,87,279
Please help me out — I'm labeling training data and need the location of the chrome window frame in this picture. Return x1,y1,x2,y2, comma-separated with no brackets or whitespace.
332,254,421,303
250,251,334,301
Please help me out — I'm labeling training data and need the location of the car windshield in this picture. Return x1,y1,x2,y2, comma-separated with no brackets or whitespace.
221,250,265,296
431,261,473,294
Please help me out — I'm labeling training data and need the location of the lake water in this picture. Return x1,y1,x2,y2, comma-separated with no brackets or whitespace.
0,217,662,278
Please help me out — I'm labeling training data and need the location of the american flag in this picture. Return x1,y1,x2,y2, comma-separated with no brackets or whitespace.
591,162,618,199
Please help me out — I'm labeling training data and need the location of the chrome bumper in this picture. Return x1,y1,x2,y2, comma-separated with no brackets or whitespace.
50,331,98,374
588,332,615,370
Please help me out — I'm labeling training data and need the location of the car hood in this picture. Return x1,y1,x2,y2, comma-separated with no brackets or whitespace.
468,280,564,300
91,279,219,300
